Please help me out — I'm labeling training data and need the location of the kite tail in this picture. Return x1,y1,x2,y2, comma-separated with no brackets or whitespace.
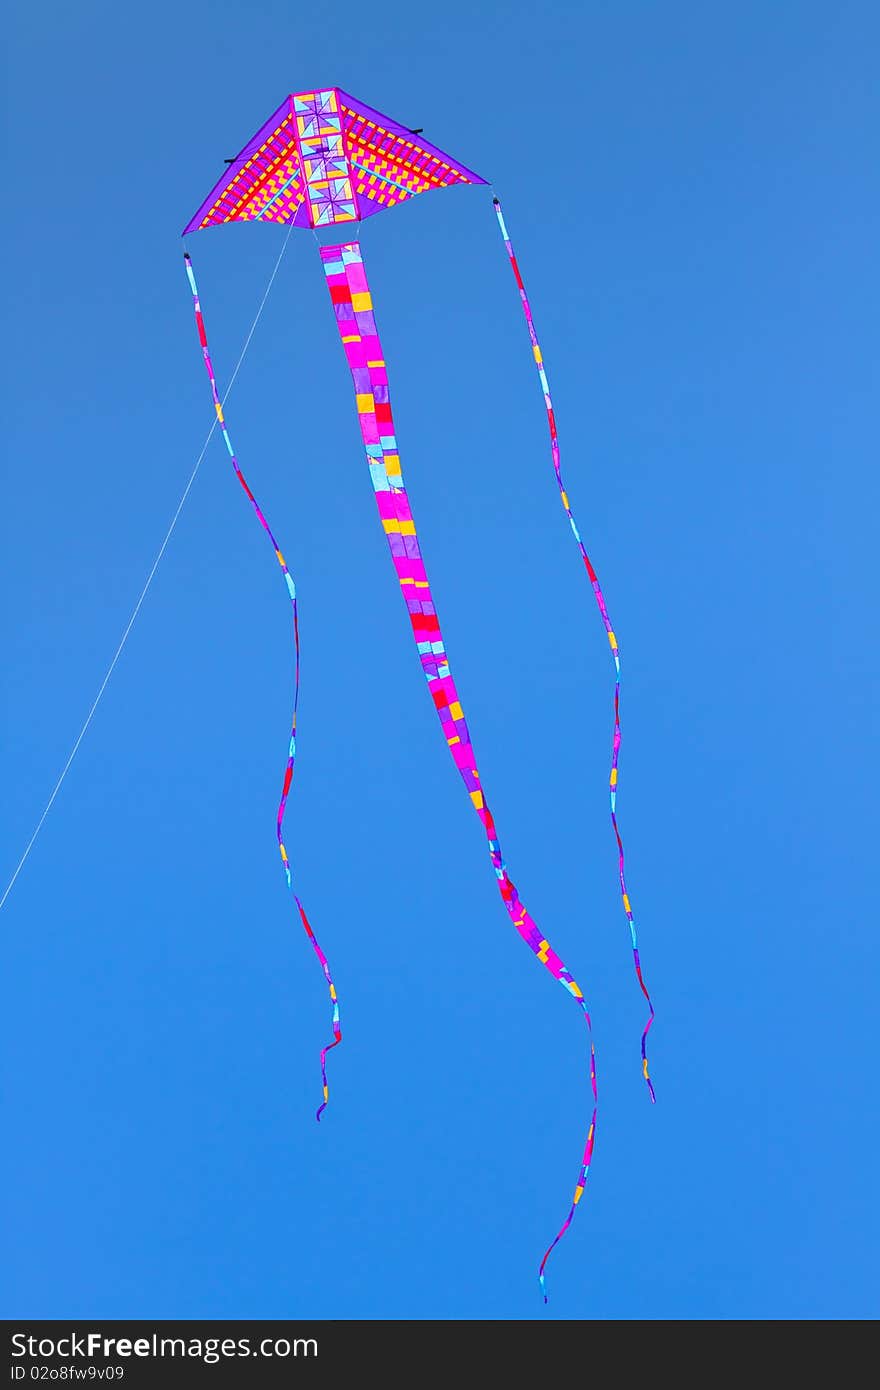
492,197,656,1102
321,239,596,1297
184,250,341,1118
539,1041,597,1302
295,893,342,1122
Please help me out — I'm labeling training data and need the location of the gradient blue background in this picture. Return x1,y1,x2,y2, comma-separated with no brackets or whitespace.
3,1,877,1320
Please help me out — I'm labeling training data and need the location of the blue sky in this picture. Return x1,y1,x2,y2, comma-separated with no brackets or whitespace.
2,1,877,1320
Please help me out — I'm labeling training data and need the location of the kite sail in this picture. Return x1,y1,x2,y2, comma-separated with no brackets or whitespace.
182,86,654,1298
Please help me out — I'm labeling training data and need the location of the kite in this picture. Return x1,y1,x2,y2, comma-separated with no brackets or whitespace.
182,87,655,1298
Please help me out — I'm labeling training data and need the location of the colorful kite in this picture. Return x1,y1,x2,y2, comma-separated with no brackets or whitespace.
183,87,655,1297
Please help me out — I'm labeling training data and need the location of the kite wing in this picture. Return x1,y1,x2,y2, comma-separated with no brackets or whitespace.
183,87,486,234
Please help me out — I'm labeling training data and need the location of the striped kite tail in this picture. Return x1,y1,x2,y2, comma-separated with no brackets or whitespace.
539,1029,597,1301
320,237,598,1299
491,198,656,1102
184,249,341,1119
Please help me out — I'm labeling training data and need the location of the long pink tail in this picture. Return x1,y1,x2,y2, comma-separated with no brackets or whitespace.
321,239,595,1298
184,251,341,1119
492,198,656,1102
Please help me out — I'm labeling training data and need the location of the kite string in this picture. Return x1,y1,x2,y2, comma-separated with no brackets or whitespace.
0,227,295,916
183,247,341,1121
492,194,656,1102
